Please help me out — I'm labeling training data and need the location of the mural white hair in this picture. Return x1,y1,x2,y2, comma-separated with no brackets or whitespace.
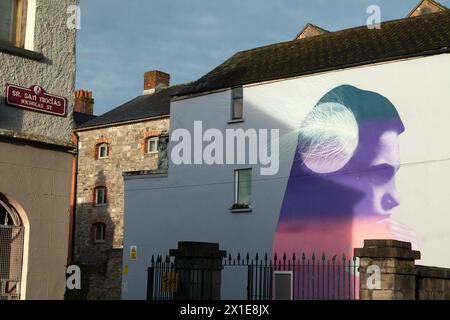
298,102,359,174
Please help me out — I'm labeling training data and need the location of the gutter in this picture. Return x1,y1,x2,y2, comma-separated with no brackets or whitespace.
68,132,79,264
0,128,77,154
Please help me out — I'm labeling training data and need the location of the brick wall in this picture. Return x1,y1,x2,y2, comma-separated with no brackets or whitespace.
74,117,169,299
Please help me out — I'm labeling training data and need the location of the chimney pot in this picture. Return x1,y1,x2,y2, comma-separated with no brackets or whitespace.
74,89,95,115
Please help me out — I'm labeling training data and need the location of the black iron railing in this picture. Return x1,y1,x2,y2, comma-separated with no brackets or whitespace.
243,253,358,300
147,252,359,300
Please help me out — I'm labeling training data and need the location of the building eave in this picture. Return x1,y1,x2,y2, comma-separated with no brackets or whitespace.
0,128,76,153
74,115,170,133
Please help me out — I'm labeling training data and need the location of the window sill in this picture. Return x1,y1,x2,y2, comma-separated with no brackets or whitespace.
230,207,252,213
145,152,159,155
228,119,245,125
94,204,107,207
0,40,44,61
93,241,106,245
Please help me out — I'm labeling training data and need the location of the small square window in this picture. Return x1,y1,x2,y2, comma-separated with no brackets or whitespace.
231,87,243,120
147,137,159,154
92,223,105,243
234,169,252,209
0,0,27,47
98,143,108,159
95,187,107,206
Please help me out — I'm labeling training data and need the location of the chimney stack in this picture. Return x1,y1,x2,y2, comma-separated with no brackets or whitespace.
143,70,170,95
74,89,94,115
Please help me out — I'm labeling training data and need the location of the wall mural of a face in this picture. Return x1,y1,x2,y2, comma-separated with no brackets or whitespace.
273,85,418,260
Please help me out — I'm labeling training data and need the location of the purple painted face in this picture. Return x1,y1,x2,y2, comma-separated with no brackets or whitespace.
274,85,419,254
327,130,401,219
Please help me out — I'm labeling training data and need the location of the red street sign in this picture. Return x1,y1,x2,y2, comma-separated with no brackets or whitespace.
5,84,67,117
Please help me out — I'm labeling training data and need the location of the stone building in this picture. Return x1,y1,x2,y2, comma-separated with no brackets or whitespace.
73,71,177,299
0,0,78,299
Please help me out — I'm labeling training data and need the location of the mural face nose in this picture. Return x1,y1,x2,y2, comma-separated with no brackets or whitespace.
382,192,400,211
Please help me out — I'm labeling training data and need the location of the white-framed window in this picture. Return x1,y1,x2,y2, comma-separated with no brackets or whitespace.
147,137,159,154
95,187,107,206
234,169,252,208
98,143,109,159
231,86,243,120
92,223,106,243
0,0,27,47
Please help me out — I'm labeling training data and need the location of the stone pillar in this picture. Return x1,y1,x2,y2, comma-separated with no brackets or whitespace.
169,242,226,300
354,240,420,300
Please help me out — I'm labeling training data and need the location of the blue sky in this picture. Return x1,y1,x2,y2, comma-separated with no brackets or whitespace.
76,0,450,115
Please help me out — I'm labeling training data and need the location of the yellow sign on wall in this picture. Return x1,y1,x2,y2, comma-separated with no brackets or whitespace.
161,272,179,293
130,246,137,260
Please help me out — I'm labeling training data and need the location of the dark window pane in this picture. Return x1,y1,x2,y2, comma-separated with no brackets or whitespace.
236,169,251,206
148,138,158,153
94,224,105,241
232,87,243,99
233,99,243,119
99,144,108,158
96,188,106,205
0,0,15,43
231,87,243,120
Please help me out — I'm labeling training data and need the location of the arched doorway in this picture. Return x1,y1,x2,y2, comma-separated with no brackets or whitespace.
0,194,25,300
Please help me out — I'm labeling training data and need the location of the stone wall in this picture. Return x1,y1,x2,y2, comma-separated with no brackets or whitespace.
73,117,169,299
355,240,450,300
416,265,450,300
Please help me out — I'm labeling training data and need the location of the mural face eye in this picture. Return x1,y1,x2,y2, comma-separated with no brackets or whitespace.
367,164,396,185
298,102,359,174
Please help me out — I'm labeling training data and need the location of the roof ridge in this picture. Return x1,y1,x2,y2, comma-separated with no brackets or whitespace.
90,82,192,118
234,9,450,56
174,9,450,98
76,81,196,129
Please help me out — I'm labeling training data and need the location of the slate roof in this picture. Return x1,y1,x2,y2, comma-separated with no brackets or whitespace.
76,84,188,130
172,10,450,98
73,112,97,127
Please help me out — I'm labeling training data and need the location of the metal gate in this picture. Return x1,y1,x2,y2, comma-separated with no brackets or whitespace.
0,225,25,300
147,252,359,300
246,253,359,300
